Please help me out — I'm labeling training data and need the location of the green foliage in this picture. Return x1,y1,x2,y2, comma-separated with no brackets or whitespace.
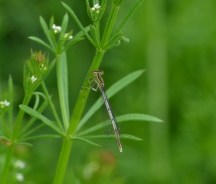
4,0,216,184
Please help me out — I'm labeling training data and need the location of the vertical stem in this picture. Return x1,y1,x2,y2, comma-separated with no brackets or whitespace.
0,96,31,184
53,49,105,184
68,49,105,136
53,139,72,184
56,52,69,131
53,3,121,183
145,0,171,183
0,145,15,184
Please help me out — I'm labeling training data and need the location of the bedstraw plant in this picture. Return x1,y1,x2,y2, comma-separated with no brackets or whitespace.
0,0,163,183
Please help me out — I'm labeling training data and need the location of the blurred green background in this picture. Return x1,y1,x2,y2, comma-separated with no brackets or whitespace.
1,0,216,183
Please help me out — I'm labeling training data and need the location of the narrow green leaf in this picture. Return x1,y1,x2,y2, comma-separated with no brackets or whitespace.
43,58,57,80
0,135,11,142
28,36,54,52
117,114,163,123
60,13,69,38
86,0,94,22
21,100,47,135
114,0,144,35
21,124,45,139
61,38,84,53
73,26,90,39
49,16,54,30
77,70,146,131
39,16,55,48
22,134,61,141
8,75,13,133
103,33,124,50
84,134,143,141
78,113,162,136
61,2,96,46
19,105,65,136
97,0,107,21
57,52,70,130
17,142,32,147
72,136,101,147
41,82,64,132
90,25,99,46
120,134,143,141
32,93,40,111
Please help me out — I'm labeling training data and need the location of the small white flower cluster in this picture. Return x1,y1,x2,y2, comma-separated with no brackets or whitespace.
16,173,24,182
64,33,73,40
14,160,26,182
91,3,101,13
52,24,62,33
29,75,37,83
0,100,10,108
14,160,26,169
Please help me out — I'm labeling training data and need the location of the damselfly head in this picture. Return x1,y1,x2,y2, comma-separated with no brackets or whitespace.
92,70,104,75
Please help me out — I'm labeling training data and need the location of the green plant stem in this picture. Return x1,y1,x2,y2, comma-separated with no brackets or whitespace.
0,96,31,184
53,4,120,183
53,49,104,184
68,49,104,136
56,52,69,131
0,144,15,184
52,139,72,184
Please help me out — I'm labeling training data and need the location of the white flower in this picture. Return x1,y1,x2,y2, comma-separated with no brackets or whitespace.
91,3,101,11
29,75,37,83
64,33,73,40
52,24,61,33
0,100,10,108
15,173,24,182
14,160,26,169
94,4,101,9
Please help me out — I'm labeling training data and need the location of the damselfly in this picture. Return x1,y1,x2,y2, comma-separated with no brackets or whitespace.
88,70,123,152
